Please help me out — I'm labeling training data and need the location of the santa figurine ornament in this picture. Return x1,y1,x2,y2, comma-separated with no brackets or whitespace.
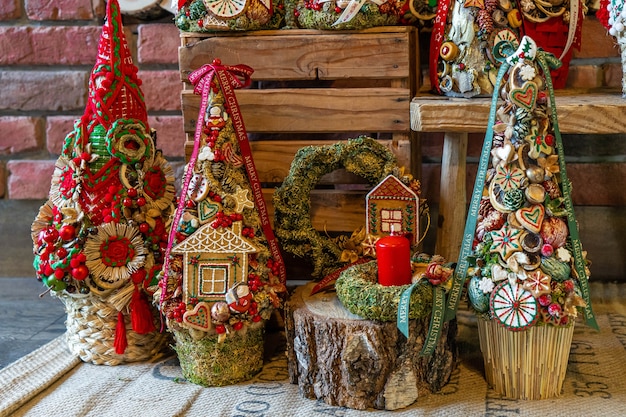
31,0,175,365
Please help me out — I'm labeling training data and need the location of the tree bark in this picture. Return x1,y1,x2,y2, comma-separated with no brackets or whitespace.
285,283,458,410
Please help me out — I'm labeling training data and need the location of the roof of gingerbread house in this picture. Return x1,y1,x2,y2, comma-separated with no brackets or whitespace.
367,175,417,201
172,222,257,254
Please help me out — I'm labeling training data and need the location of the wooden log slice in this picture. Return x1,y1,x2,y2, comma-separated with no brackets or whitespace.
285,283,458,411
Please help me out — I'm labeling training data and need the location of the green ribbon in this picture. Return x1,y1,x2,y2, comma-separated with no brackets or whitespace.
444,62,510,322
397,282,417,339
397,283,447,356
536,53,599,331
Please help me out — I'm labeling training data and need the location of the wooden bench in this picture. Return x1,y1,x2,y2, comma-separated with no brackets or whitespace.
410,89,626,262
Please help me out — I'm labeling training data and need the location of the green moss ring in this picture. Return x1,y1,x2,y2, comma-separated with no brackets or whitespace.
273,137,397,278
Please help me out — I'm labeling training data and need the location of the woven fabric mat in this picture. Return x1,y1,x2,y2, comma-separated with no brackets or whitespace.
2,282,626,417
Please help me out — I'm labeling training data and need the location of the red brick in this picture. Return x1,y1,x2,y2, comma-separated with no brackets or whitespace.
574,17,620,59
7,160,56,199
46,116,80,155
0,71,88,112
566,65,603,89
26,0,96,20
0,0,20,20
148,115,185,158
0,117,44,155
0,163,6,198
0,26,101,66
140,70,183,112
137,24,180,65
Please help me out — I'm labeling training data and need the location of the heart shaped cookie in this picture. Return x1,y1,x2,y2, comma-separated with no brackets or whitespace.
515,204,544,234
183,302,212,331
198,198,221,224
510,81,537,111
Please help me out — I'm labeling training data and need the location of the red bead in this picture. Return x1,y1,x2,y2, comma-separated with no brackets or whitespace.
104,193,114,203
127,188,138,198
122,197,133,207
139,222,150,234
43,228,59,243
56,247,68,259
54,268,65,279
136,197,146,207
59,225,75,241
70,257,81,268
77,252,87,263
232,321,244,331
108,185,118,195
215,324,226,334
71,265,89,280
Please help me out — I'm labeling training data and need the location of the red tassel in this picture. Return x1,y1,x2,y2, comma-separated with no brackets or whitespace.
114,311,128,355
130,285,156,334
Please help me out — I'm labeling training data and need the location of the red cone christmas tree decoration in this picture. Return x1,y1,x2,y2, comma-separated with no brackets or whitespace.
31,0,175,365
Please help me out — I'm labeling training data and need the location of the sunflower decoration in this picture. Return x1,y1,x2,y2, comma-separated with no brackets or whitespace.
84,222,148,290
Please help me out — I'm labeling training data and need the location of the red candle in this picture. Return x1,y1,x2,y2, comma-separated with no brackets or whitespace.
376,231,412,286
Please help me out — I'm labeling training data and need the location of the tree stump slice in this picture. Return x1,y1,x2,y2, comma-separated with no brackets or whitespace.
285,283,458,411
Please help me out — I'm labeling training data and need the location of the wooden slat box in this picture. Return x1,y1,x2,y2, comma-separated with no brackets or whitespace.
179,27,420,237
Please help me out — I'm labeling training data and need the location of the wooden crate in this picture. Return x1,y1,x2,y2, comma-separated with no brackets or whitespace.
178,27,420,235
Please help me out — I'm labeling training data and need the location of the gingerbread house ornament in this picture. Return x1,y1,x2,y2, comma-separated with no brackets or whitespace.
366,174,419,246
173,222,257,306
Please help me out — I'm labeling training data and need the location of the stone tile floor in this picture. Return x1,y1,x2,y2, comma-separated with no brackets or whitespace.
0,278,66,370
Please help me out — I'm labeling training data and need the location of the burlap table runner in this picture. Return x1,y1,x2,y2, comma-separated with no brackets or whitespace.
2,282,625,416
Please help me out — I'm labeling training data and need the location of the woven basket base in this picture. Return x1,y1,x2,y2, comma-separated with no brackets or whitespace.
62,294,170,366
477,318,575,400
173,322,264,387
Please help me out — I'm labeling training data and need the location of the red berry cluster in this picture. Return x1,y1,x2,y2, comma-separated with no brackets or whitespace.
266,258,281,276
211,211,244,229
208,190,222,203
242,226,255,238
122,187,147,210
303,0,322,10
247,273,262,292
170,301,187,323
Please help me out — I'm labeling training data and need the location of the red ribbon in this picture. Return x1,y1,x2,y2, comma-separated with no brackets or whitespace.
429,0,451,95
159,60,286,324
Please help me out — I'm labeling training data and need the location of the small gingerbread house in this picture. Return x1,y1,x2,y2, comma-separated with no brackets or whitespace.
366,175,419,246
172,221,257,305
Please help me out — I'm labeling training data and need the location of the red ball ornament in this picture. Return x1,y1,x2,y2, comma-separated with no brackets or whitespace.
127,188,138,198
232,321,244,331
215,324,226,334
122,197,133,207
71,265,89,280
54,268,65,279
59,224,76,241
139,222,150,234
136,197,146,207
56,247,68,259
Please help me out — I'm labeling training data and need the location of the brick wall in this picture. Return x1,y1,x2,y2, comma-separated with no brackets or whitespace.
0,0,184,200
1,5,622,200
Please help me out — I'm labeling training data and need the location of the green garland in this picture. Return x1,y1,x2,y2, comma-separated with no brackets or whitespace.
273,137,398,278
335,260,434,322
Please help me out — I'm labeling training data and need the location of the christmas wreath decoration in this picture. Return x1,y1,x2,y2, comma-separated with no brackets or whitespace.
273,136,398,278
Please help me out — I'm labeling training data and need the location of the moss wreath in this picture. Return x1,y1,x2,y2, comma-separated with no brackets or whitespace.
273,136,398,278
335,260,434,321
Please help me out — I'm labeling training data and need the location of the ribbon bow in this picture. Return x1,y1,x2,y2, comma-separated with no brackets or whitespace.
188,59,253,96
